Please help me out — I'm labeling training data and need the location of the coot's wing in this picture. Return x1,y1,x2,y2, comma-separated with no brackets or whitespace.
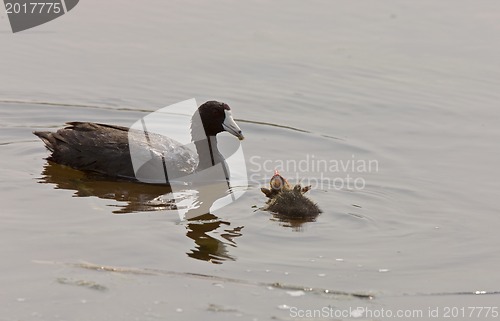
127,127,198,182
35,122,197,181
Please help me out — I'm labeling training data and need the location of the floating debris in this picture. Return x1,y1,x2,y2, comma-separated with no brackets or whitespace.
286,290,305,297
270,282,372,299
56,277,107,292
207,303,238,313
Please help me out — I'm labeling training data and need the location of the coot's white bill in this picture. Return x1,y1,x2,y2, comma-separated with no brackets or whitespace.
222,110,244,140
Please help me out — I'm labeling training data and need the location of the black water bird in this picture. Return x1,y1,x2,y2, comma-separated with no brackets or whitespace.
34,101,244,183
261,171,321,218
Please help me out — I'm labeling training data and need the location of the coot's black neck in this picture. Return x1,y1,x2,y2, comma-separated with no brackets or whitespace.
194,136,224,170
191,120,230,180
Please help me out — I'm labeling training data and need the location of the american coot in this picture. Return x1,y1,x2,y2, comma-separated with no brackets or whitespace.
34,101,244,183
261,171,321,218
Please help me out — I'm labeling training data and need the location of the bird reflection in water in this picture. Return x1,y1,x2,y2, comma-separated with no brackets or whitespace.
185,214,243,264
39,161,244,264
269,214,317,232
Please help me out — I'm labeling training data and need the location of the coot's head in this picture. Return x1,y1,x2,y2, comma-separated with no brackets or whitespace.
261,170,292,198
269,170,291,192
196,101,244,140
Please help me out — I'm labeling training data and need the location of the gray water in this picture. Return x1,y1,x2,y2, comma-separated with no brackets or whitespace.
1,1,500,320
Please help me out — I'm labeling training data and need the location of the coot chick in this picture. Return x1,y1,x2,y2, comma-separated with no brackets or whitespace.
261,171,321,218
33,101,244,183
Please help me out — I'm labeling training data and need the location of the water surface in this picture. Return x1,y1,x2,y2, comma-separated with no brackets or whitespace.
2,1,500,320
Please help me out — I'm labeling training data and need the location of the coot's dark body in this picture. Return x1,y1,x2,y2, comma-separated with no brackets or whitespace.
261,171,321,218
265,184,321,218
34,122,196,180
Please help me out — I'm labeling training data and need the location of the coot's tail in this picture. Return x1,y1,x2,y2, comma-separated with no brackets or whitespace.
33,131,55,152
